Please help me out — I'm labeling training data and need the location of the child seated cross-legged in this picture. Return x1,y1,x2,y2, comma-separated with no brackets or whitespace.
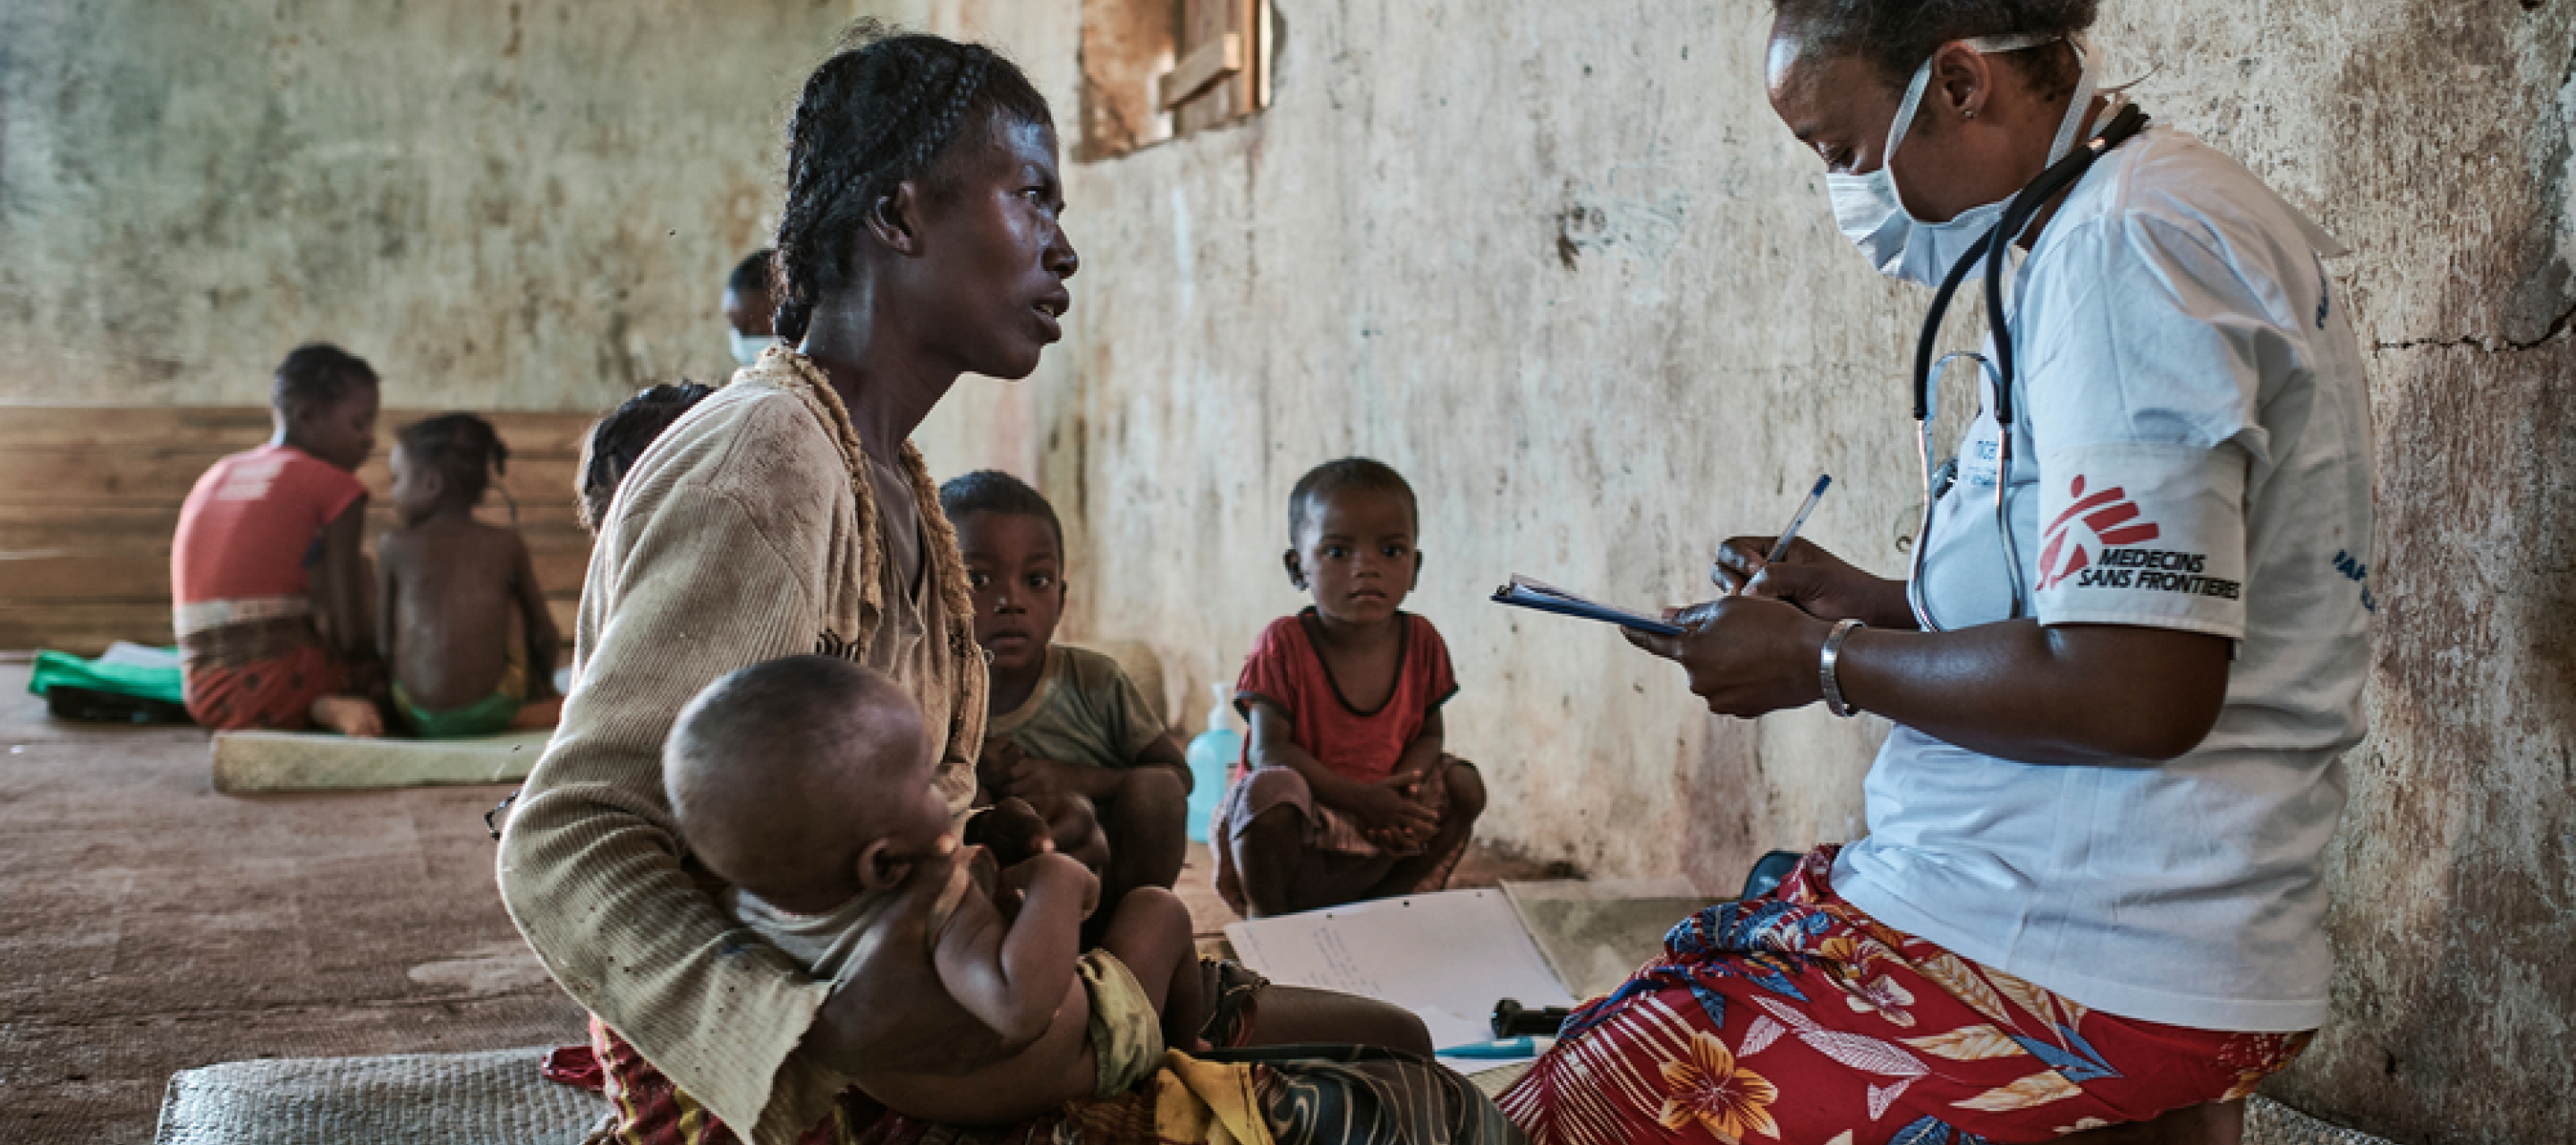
377,414,563,737
939,471,1191,915
171,343,386,736
664,656,1206,1124
1212,458,1487,919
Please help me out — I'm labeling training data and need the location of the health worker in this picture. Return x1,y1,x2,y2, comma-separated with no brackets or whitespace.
1497,3,2375,1143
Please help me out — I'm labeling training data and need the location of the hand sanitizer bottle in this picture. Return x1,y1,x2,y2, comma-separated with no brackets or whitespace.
1183,683,1241,844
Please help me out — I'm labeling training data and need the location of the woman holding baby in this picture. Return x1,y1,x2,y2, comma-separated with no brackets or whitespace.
497,25,1509,1145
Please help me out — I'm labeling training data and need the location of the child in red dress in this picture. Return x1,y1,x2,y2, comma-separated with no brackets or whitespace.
1211,458,1486,918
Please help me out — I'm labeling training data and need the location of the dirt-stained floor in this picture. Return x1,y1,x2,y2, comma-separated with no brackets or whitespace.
0,659,1546,1143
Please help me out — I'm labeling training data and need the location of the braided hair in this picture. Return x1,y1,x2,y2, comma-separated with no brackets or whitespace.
1772,0,2096,99
398,413,509,507
271,343,378,417
578,383,715,532
769,23,1051,343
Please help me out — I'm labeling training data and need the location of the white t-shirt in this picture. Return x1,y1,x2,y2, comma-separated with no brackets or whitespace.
1834,124,2375,1032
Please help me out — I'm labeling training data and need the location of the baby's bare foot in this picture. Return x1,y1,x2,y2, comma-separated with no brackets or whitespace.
309,696,384,738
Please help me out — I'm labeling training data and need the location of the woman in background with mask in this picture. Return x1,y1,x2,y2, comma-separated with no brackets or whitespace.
1500,3,2373,1143
724,248,781,367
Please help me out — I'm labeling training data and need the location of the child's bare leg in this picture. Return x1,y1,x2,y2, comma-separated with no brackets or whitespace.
309,696,383,737
1099,886,1206,1049
1239,984,1433,1056
1230,805,1307,919
1103,768,1190,897
1369,761,1484,898
508,697,562,730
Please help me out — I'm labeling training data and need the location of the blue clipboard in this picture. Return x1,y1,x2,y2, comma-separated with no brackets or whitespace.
1491,577,1683,636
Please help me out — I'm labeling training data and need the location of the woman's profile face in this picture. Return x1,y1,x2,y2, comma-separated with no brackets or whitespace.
1767,26,2062,226
911,114,1078,381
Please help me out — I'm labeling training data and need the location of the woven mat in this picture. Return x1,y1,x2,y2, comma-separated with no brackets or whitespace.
2245,1095,2397,1145
148,1047,2392,1145
153,1047,604,1145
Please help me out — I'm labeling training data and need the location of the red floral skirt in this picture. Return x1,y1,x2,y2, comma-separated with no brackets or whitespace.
1496,847,2310,1145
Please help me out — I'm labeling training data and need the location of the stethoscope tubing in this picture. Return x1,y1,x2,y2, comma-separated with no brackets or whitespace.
1906,104,2153,632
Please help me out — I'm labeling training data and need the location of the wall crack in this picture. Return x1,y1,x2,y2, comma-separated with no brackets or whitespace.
2372,301,2576,354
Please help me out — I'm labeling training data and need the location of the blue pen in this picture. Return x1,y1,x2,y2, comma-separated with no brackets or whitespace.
1722,474,1833,593
1437,1036,1546,1059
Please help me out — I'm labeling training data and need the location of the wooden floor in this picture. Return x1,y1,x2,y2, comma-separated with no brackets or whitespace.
0,406,597,656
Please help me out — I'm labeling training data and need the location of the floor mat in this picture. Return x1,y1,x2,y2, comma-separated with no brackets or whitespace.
153,1047,604,1145
2245,1095,2398,1145
211,729,552,792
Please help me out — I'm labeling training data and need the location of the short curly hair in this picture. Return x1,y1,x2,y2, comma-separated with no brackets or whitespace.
577,383,714,532
271,343,377,418
1288,458,1419,545
938,469,1062,552
396,413,508,505
1772,0,2097,100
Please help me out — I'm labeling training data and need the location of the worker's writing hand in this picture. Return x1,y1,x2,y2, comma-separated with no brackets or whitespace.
1714,536,1911,629
1624,596,1830,718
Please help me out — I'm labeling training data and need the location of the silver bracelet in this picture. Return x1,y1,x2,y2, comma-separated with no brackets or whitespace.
1820,618,1865,717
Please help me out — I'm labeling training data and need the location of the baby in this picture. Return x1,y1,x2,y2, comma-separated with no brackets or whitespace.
1212,458,1487,918
941,470,1191,915
377,414,562,737
664,656,1206,1124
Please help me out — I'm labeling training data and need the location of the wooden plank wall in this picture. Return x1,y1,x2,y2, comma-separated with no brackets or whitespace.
0,407,597,657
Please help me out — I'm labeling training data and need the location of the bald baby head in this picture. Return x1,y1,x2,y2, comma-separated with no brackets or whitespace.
665,656,952,913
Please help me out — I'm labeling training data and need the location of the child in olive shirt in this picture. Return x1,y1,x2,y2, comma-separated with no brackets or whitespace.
938,471,1191,914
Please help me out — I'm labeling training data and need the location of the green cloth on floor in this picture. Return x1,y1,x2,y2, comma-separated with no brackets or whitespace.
30,648,185,704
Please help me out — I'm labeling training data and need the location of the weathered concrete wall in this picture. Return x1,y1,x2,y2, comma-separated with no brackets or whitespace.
0,0,854,411
920,1,2575,1140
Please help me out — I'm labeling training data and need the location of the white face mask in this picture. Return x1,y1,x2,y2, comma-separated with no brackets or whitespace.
728,329,781,367
1825,34,2099,287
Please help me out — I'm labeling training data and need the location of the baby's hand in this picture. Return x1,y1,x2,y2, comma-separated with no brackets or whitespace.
1003,851,1102,919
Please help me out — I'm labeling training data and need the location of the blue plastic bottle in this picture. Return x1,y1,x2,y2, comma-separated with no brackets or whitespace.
1183,683,1240,844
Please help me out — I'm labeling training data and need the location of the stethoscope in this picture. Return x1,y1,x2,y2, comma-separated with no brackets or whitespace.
1904,100,2151,632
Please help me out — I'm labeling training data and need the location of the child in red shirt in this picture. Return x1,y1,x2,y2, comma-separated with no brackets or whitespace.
1211,458,1486,917
170,344,385,735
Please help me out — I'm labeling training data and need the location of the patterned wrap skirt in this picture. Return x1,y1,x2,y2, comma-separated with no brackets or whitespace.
1496,847,2311,1145
578,970,1523,1145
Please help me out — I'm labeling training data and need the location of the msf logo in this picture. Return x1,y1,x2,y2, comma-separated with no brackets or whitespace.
2038,477,2162,591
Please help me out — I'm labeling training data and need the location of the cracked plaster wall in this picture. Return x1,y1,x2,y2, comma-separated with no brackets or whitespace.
915,2,2576,1140
0,0,855,411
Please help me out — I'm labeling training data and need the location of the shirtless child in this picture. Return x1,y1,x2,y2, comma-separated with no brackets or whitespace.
377,414,563,737
664,657,1207,1124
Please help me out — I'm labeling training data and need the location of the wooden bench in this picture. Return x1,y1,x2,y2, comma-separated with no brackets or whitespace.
0,407,597,657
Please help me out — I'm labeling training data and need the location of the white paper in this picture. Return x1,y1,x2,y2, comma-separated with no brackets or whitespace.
1224,888,1577,1073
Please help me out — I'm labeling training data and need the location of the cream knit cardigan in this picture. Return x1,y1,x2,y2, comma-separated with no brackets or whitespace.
497,349,986,1144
